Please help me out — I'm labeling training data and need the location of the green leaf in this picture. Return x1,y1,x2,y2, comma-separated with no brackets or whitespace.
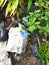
1,0,7,9
22,26,26,30
5,2,11,16
35,0,44,7
5,0,19,16
10,0,19,16
0,0,4,6
28,0,32,10
35,22,40,25
46,59,49,65
28,25,35,32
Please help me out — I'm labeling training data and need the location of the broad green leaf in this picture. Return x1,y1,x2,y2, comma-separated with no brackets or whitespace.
28,0,32,10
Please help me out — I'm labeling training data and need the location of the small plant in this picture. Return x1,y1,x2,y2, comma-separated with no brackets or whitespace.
37,37,49,65
22,10,41,33
22,9,49,38
39,24,49,36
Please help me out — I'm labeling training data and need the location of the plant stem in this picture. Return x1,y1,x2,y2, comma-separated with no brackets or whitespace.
42,59,45,65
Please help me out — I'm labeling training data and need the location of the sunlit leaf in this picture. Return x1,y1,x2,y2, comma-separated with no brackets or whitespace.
1,0,7,9
0,0,4,6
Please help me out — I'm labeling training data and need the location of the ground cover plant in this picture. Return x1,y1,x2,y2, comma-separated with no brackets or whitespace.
37,37,49,65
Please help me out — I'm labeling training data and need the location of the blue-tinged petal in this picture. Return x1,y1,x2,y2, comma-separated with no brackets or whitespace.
23,17,28,22
21,30,28,38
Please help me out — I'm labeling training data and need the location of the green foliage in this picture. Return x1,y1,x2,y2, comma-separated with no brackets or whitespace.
38,10,49,35
39,24,49,35
28,0,33,10
35,0,49,9
22,8,49,36
22,10,41,32
0,0,49,18
37,37,49,65
38,43,49,59
0,0,4,6
0,0,33,17
0,0,20,16
35,0,44,7
6,0,19,16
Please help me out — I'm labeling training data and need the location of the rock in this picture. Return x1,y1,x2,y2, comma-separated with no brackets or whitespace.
0,58,11,65
0,41,8,60
0,41,12,65
5,27,28,54
0,26,8,42
32,43,38,54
